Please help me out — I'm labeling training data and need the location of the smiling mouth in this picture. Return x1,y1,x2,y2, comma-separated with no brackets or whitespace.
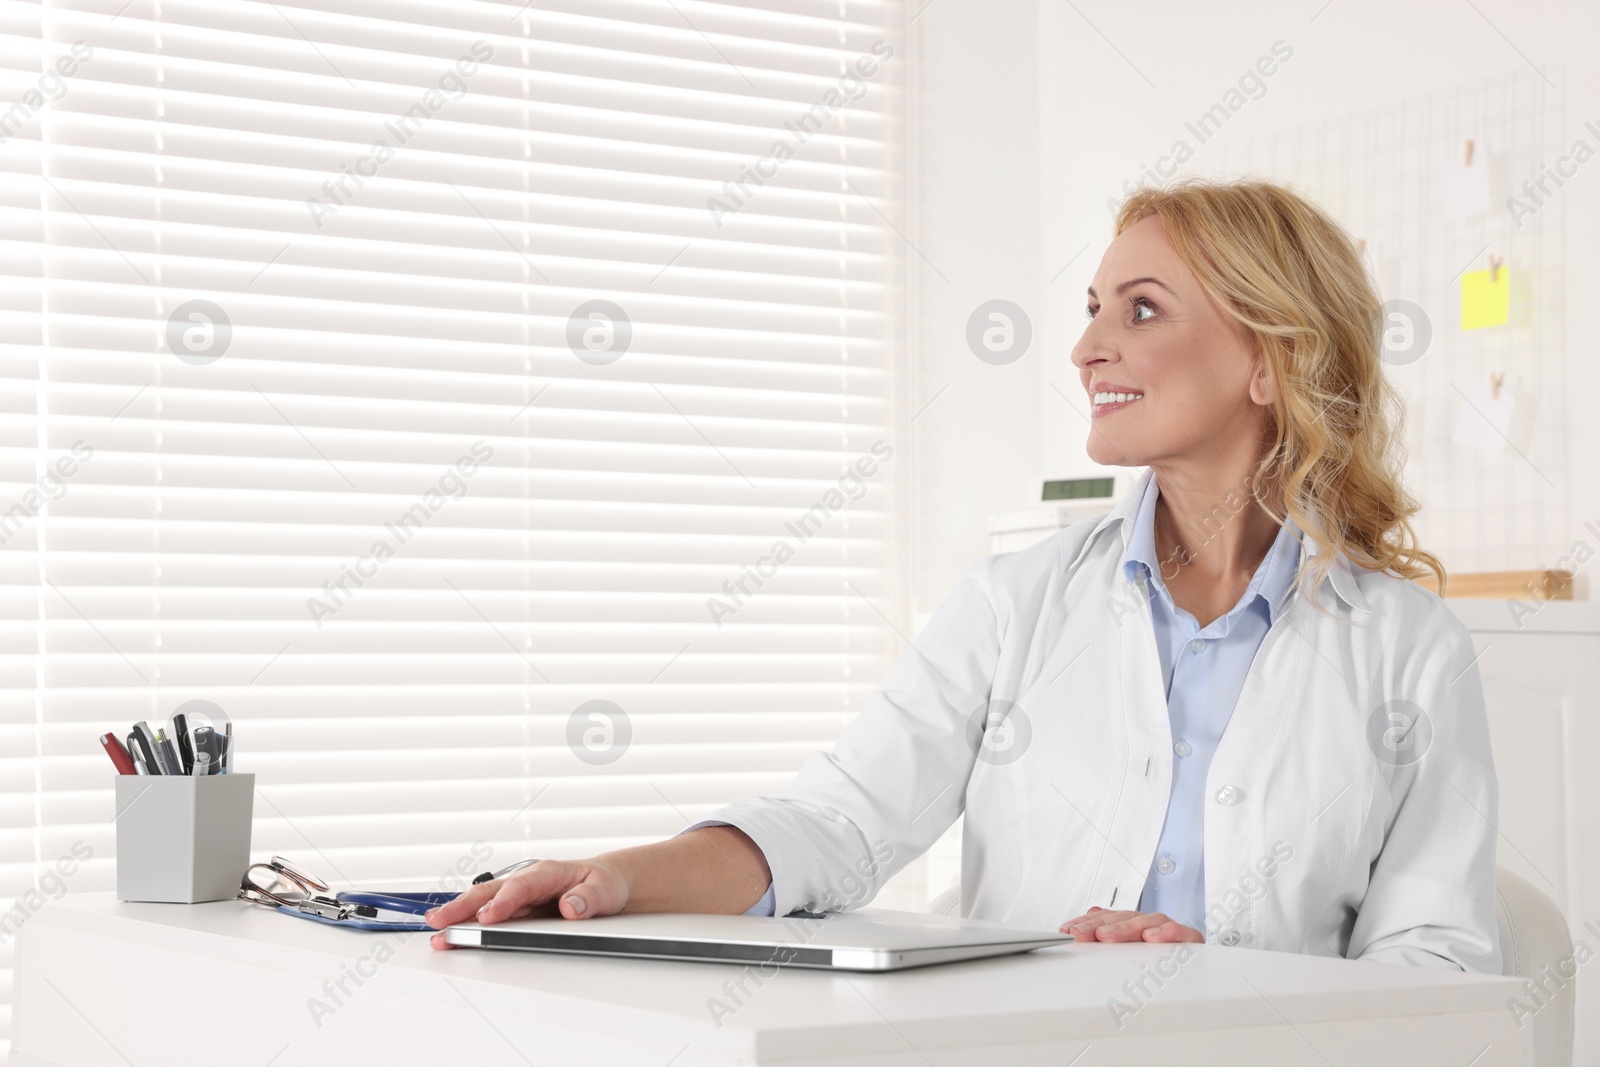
1091,390,1144,414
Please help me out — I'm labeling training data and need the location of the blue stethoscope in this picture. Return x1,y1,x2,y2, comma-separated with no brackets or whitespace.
277,890,461,931
273,859,543,931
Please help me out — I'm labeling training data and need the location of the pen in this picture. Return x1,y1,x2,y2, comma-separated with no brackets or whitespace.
192,751,211,776
99,733,136,775
126,732,148,775
172,712,194,775
473,858,543,885
155,728,181,778
221,722,232,774
131,722,163,774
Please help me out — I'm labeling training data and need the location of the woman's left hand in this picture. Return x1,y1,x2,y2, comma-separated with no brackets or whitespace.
1059,906,1204,943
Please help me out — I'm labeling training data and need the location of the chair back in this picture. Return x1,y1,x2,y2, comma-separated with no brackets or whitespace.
1495,866,1575,1067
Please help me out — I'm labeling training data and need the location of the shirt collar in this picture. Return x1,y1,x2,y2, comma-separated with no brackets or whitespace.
1074,468,1369,616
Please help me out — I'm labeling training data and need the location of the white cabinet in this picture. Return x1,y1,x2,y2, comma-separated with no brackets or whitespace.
1452,600,1600,1067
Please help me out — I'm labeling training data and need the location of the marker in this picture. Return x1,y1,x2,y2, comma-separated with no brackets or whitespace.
99,733,136,775
193,726,218,775
172,712,195,775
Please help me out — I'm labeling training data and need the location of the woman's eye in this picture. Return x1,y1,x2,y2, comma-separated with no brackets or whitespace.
1085,304,1098,320
1131,297,1157,323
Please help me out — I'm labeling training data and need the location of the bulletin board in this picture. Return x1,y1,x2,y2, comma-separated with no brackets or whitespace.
1204,66,1569,576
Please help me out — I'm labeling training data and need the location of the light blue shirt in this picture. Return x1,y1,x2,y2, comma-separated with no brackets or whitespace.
695,475,1302,925
746,876,777,915
1123,475,1302,933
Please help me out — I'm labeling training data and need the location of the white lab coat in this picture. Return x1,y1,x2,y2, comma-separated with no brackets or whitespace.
706,472,1502,973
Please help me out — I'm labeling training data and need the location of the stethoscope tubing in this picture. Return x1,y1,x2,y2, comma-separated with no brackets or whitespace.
337,890,460,914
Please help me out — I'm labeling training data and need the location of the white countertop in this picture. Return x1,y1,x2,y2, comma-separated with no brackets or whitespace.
11,893,1532,1066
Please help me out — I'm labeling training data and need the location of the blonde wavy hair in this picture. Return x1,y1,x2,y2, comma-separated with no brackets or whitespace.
1114,178,1445,595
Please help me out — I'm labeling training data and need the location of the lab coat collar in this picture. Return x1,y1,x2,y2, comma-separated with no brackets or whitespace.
1071,467,1370,617
1302,534,1371,615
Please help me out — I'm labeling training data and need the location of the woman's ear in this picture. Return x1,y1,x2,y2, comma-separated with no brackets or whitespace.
1248,358,1277,407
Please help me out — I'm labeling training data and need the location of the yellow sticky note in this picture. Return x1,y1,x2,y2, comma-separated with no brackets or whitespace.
1461,267,1510,330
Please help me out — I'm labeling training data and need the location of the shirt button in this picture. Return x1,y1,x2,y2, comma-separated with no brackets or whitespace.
1190,638,1206,652
1157,856,1176,875
1215,785,1243,806
1218,929,1242,946
1173,740,1193,758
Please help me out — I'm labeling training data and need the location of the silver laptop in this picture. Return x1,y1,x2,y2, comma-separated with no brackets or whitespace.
443,907,1073,972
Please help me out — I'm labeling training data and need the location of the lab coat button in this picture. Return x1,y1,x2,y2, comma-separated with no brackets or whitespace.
1214,785,1242,806
1173,740,1192,757
1218,929,1242,946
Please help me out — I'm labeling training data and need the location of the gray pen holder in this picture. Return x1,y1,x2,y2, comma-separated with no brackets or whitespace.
114,772,254,903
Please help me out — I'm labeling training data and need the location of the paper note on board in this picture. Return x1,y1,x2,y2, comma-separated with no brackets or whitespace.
1440,153,1492,222
1452,380,1535,457
1461,267,1510,330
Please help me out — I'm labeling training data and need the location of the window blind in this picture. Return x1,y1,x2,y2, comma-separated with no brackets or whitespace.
0,0,903,1046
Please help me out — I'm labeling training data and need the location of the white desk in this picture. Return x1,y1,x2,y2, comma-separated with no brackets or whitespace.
12,895,1531,1066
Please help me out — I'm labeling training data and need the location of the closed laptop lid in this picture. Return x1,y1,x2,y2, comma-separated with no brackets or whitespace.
443,908,1073,971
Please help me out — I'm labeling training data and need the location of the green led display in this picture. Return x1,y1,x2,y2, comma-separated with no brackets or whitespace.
1041,478,1115,501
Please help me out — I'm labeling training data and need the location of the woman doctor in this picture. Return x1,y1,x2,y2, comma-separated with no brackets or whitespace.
429,179,1501,973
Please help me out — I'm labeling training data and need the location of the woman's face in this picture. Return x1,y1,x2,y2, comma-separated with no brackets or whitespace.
1070,215,1274,471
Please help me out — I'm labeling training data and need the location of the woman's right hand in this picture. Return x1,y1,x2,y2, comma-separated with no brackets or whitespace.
424,858,631,950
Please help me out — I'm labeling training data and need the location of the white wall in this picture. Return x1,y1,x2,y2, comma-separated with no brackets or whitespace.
905,0,1042,619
